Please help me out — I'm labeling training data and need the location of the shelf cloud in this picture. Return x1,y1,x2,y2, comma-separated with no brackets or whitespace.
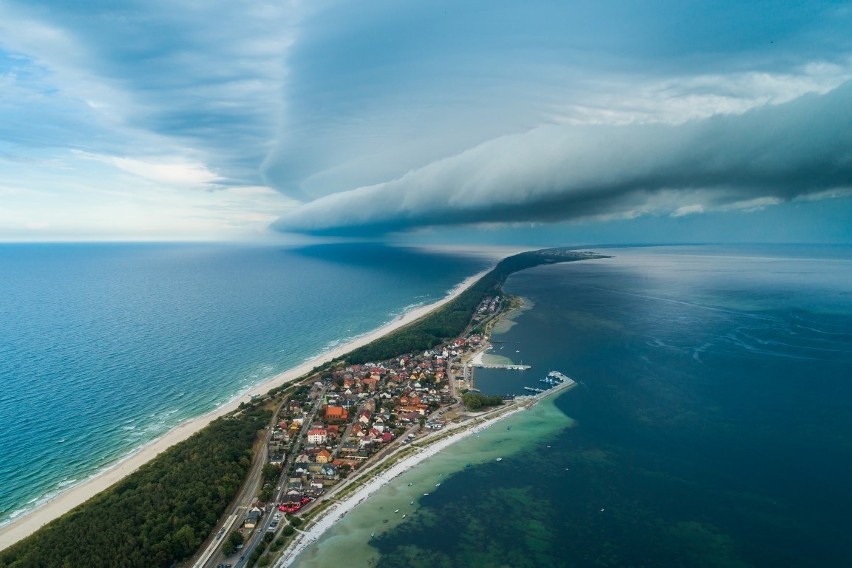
273,81,852,236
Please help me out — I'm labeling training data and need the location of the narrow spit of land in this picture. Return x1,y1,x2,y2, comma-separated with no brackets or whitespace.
0,269,493,552
0,247,602,568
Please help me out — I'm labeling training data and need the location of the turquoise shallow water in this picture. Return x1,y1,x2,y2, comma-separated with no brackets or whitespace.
299,245,852,568
0,243,490,526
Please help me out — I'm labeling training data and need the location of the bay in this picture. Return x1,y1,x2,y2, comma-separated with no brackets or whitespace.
304,245,852,567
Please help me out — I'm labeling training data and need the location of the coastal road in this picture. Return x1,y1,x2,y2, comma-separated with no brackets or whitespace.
235,384,328,567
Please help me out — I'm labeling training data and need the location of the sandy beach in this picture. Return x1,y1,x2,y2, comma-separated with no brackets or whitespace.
0,266,496,550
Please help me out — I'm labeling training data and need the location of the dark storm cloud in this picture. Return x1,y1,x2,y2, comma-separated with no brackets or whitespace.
273,81,852,236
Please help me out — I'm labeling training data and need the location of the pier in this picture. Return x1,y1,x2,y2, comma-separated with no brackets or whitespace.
468,363,531,370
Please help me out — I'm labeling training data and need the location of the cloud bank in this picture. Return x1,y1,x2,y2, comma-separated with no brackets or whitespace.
273,81,852,236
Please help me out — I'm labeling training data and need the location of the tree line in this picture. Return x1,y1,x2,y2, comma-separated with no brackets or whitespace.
346,249,595,364
0,406,271,568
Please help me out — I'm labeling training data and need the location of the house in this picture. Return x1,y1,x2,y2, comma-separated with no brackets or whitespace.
358,410,372,424
325,405,348,422
307,428,328,444
316,449,332,464
244,507,263,529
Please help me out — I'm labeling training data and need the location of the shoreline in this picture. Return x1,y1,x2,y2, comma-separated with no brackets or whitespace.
280,379,578,566
278,404,528,567
0,266,495,550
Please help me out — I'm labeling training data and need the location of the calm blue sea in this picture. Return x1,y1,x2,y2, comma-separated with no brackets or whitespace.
362,245,852,568
0,243,491,527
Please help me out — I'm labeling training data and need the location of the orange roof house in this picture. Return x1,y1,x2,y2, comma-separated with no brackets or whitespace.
325,406,349,422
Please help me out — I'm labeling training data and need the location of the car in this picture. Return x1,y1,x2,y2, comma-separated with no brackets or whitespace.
273,512,282,520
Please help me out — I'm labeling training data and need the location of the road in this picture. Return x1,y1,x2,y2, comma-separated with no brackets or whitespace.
232,383,328,567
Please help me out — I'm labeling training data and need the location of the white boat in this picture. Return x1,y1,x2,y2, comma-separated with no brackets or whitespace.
495,457,503,462
394,509,399,513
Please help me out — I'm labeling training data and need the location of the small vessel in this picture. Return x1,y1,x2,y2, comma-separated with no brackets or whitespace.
435,483,440,487
401,514,406,519
423,492,430,496
495,457,503,462
394,509,399,513
407,483,412,486
371,532,375,537
410,501,414,505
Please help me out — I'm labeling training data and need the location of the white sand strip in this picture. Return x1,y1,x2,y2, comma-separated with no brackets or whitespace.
0,266,496,550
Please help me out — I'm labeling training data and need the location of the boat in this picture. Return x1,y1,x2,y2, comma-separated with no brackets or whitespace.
423,492,430,496
410,501,414,505
371,532,375,537
495,457,503,462
435,483,440,487
401,514,406,519
394,509,399,513
407,482,412,486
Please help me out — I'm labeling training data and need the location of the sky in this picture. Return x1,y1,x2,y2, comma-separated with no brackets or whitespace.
1,0,851,244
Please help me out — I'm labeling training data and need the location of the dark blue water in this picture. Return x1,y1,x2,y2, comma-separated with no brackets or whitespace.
373,245,852,567
0,243,490,526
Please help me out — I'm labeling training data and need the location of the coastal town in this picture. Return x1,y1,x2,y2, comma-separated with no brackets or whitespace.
0,249,594,568
197,292,575,568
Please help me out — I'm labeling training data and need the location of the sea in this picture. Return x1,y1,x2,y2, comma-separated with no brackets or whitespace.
0,242,493,529
293,245,852,568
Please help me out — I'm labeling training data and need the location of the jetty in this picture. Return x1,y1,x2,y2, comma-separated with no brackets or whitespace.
469,363,531,370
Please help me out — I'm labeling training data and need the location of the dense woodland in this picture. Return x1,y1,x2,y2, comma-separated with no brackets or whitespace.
346,248,594,364
0,406,271,568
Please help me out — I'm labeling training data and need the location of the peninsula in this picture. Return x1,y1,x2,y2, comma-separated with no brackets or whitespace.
0,248,603,568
